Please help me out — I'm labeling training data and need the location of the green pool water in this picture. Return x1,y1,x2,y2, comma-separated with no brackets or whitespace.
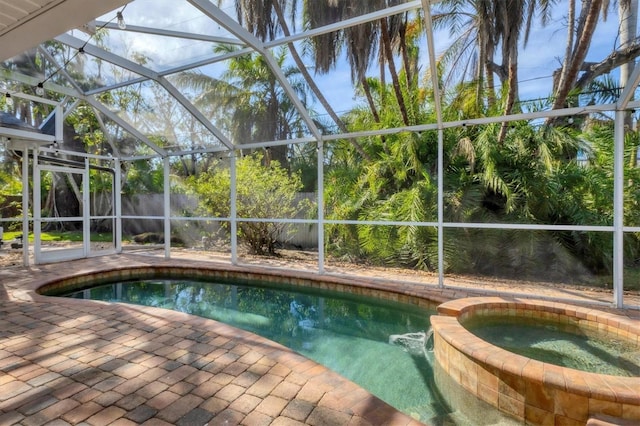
465,316,640,377
62,279,449,422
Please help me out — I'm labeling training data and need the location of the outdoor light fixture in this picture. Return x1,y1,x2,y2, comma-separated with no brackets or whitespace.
4,93,13,107
35,83,45,96
117,11,126,30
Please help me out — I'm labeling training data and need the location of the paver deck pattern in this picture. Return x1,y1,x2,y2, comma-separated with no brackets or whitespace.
1,254,638,425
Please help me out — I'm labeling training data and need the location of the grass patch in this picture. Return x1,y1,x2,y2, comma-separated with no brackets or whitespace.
2,230,116,243
623,268,640,291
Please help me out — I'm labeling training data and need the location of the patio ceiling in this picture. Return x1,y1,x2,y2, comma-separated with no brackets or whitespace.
0,0,130,62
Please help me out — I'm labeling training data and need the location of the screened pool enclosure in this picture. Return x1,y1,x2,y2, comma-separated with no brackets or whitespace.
1,0,639,309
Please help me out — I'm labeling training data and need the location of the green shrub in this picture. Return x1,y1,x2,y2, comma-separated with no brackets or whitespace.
189,153,312,255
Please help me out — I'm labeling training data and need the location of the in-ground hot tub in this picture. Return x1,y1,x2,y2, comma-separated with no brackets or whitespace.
430,297,640,425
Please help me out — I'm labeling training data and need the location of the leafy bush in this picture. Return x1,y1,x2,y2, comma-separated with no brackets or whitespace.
189,153,312,255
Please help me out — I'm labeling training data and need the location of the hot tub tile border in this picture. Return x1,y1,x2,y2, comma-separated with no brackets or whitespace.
432,297,640,425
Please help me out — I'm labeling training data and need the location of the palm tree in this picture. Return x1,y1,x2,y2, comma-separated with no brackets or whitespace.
434,0,555,140
552,0,640,99
177,46,310,168
303,1,387,124
432,1,496,107
221,0,371,160
237,0,421,128
618,0,638,88
379,11,412,125
270,1,371,160
305,1,421,127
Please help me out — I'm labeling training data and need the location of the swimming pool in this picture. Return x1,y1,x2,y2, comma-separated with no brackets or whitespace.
62,278,449,420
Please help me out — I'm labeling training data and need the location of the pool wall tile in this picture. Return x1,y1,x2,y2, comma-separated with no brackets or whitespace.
478,382,500,406
458,356,478,393
525,380,554,410
554,389,589,420
498,372,525,402
498,391,525,420
623,402,640,418
553,414,583,426
590,398,623,418
525,403,555,425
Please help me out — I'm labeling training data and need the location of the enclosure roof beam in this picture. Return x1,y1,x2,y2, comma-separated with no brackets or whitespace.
158,47,254,78
157,76,234,150
82,46,254,92
187,0,323,143
55,32,232,154
64,98,82,120
617,63,640,110
55,33,159,81
37,45,86,94
85,77,148,96
85,95,167,157
263,1,422,49
92,21,246,46
97,2,427,81
2,70,80,101
0,127,55,142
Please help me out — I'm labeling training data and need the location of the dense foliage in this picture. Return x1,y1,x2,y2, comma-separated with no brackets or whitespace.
188,153,311,255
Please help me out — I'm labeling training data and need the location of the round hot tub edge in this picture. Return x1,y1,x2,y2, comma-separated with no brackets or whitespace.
431,297,640,425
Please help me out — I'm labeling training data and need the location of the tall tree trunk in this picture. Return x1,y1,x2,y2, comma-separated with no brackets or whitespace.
554,0,576,97
497,39,519,143
552,0,603,110
485,44,497,108
481,1,497,109
398,15,418,125
361,76,382,124
619,0,638,86
399,14,413,91
381,17,411,126
497,2,522,144
379,36,386,105
476,38,486,108
271,1,371,161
